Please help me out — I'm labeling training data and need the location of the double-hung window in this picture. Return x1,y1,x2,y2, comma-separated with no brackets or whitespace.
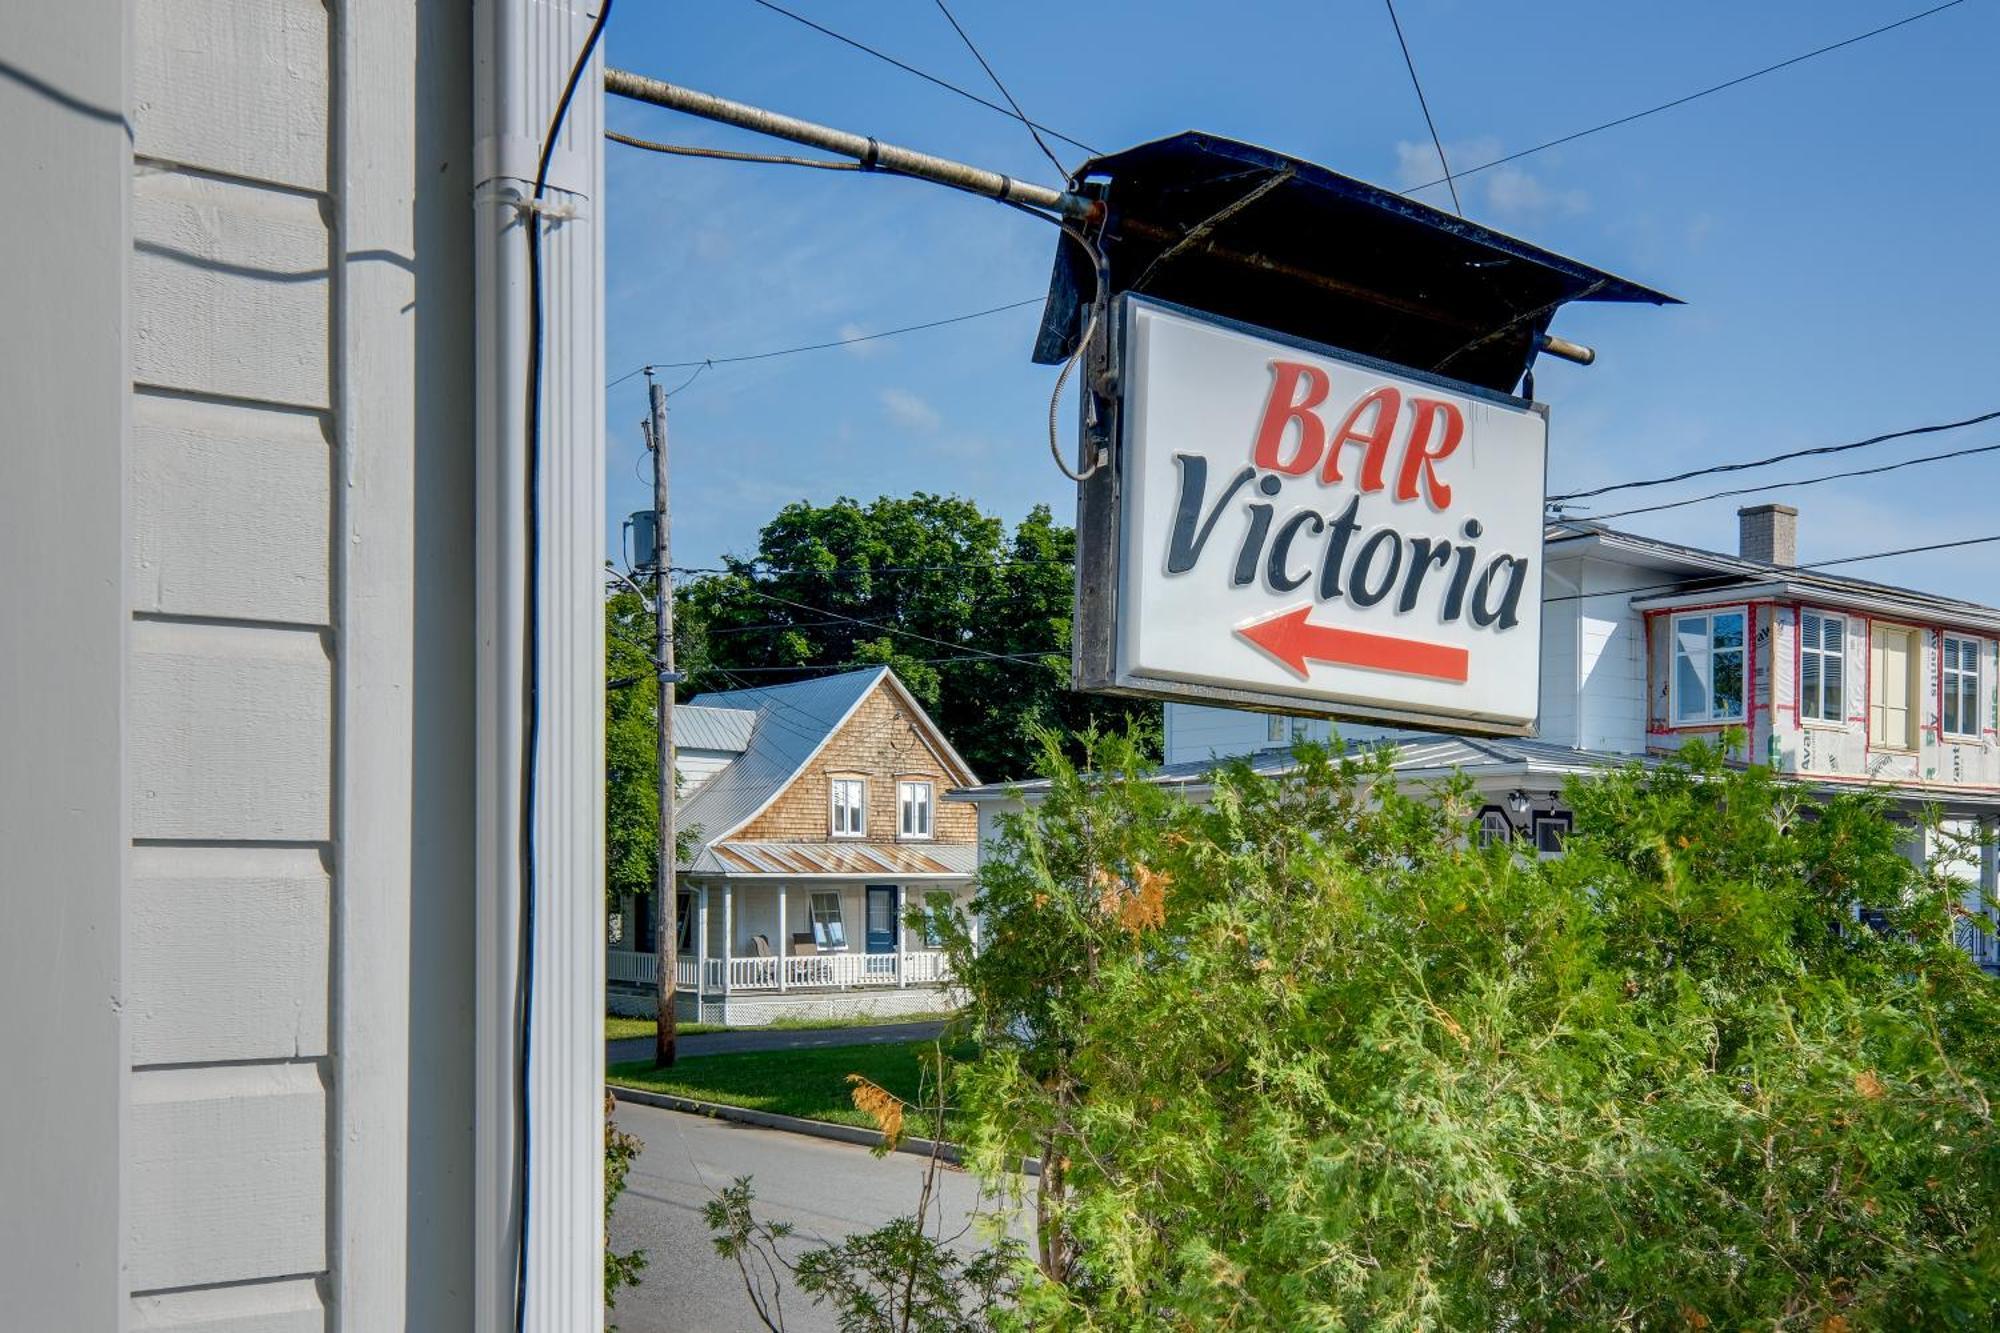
1799,611,1844,723
809,891,846,951
1476,809,1512,849
898,780,933,839
1943,634,1982,738
1672,610,1746,724
830,777,866,837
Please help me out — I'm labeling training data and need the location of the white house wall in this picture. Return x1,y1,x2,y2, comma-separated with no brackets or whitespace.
1576,559,1648,755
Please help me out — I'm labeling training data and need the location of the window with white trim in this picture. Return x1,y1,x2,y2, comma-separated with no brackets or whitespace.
1799,611,1844,724
1532,813,1571,857
897,779,933,838
809,891,846,950
830,777,865,837
1943,634,1981,738
1672,610,1746,724
1266,714,1285,744
1477,809,1512,849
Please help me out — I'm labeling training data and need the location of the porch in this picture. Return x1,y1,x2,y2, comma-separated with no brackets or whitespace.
607,875,972,1024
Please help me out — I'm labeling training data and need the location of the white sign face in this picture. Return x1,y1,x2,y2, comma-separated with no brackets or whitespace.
1111,298,1547,735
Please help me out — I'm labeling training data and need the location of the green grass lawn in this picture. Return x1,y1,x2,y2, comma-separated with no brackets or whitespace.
604,1009,957,1043
609,1038,974,1140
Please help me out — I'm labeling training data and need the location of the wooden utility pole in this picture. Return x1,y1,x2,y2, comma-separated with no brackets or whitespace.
647,376,680,1067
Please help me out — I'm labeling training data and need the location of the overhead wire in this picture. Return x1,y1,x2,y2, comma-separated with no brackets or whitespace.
1383,0,1461,214
931,0,1069,177
742,0,1098,156
1585,439,2000,522
1550,408,2000,504
1541,532,2000,605
1407,0,1969,196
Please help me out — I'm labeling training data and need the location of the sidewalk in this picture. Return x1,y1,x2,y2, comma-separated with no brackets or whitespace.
606,1018,949,1066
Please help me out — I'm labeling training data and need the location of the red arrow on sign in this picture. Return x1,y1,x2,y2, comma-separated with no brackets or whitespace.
1235,605,1470,683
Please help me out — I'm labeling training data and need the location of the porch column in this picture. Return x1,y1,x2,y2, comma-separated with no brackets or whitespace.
776,883,788,993
696,884,709,999
896,884,907,987
722,881,733,993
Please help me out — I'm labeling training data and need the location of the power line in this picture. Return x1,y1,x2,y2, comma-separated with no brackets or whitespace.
931,0,1068,177
607,128,861,170
1542,532,2000,605
1410,0,1968,196
738,585,1047,666
670,554,1074,578
1588,439,2000,522
1383,0,1460,215
1550,408,2000,504
743,0,1098,157
607,295,1044,389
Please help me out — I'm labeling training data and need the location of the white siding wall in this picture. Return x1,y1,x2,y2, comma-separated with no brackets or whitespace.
1576,559,1648,755
676,747,737,796
1537,560,1582,747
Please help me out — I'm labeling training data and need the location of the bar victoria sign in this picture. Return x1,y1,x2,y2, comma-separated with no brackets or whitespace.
1077,297,1548,736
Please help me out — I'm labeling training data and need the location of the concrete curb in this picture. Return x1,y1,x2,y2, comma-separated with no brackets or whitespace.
608,1084,1041,1176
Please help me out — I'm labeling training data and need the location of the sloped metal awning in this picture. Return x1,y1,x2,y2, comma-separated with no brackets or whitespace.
690,840,978,878
1034,132,1678,394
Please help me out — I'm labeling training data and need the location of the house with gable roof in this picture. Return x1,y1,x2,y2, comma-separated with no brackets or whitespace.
608,665,980,1025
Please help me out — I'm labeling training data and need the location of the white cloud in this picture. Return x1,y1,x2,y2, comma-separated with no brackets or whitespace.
1392,137,1586,220
879,387,941,433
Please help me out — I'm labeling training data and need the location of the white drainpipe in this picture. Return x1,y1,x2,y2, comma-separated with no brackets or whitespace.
473,1,606,1328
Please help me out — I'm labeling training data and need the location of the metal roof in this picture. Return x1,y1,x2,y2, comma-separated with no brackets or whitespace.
677,668,889,852
1035,131,1677,394
675,703,756,753
688,840,977,878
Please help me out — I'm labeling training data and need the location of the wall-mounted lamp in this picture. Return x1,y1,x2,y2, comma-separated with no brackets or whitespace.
1507,790,1531,817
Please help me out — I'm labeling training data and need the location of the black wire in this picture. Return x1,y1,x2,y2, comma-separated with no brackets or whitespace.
1409,0,1967,195
931,0,1068,177
1541,532,2000,605
606,128,862,170
1550,408,2000,504
743,0,1097,157
1383,0,1460,215
606,296,1044,388
1584,440,2000,522
518,2,613,1329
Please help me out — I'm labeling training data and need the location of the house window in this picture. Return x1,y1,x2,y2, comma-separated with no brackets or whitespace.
830,777,866,837
1532,813,1571,857
677,889,696,954
1672,610,1746,724
898,780,933,838
1870,626,1919,750
809,891,846,951
1266,714,1285,744
1799,611,1844,724
1943,635,1982,738
1477,809,1513,848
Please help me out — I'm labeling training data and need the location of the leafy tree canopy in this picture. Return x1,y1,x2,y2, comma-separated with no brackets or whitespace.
673,493,1157,781
914,733,2000,1330
606,588,659,906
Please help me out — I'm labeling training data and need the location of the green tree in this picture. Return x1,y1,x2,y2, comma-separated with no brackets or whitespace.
913,732,2000,1329
605,588,658,908
675,494,1156,780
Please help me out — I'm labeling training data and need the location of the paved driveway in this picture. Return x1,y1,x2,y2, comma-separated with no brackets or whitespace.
607,1099,1019,1332
606,1019,950,1067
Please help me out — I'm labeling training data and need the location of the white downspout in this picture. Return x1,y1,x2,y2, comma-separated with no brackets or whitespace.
473,1,606,1329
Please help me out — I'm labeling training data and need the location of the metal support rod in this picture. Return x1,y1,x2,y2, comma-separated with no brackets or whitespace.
604,67,1100,223
648,378,679,1067
1534,332,1596,365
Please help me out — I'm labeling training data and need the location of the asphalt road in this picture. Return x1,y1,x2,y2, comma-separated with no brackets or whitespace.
607,1100,1021,1332
606,1019,950,1067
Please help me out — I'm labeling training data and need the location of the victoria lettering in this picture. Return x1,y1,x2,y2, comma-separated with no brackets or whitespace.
1167,359,1529,636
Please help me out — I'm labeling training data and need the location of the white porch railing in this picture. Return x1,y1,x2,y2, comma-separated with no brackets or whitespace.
609,948,954,992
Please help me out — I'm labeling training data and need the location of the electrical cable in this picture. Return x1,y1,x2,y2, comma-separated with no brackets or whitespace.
517,3,611,1329
743,0,1097,157
1407,0,1968,196
1584,439,2000,522
1541,531,2000,605
1549,408,2000,504
607,296,1044,389
1383,0,1461,215
931,0,1069,177
607,128,862,169
738,586,1047,665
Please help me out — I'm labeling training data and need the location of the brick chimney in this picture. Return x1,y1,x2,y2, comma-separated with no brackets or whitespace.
1738,503,1797,566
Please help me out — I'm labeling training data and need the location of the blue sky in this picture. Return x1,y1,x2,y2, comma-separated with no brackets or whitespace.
602,0,1998,604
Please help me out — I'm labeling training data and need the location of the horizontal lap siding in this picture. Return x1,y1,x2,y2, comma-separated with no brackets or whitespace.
128,0,338,1309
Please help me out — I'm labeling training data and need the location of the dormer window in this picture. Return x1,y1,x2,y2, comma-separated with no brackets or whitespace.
830,777,866,837
1672,610,1746,725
